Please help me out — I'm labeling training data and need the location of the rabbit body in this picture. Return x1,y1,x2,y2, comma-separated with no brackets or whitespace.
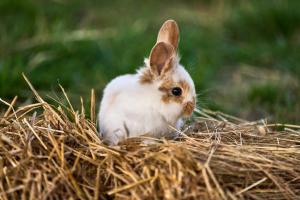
98,20,196,145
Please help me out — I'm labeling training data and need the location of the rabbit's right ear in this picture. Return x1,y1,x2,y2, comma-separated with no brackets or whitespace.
157,20,179,50
149,42,175,76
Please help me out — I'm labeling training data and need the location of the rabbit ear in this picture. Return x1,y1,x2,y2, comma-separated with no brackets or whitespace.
157,19,179,50
149,42,175,76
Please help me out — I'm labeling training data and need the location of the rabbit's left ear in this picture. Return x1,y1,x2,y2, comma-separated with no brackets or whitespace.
157,19,179,51
149,42,175,76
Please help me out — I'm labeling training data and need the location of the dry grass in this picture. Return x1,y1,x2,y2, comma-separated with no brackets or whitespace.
0,76,300,200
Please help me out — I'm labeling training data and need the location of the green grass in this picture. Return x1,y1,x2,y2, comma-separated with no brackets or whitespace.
0,0,299,123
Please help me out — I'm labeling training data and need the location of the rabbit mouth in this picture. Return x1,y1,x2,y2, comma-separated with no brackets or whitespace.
181,101,195,117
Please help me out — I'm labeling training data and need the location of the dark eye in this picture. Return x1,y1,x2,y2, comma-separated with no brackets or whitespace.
171,87,182,96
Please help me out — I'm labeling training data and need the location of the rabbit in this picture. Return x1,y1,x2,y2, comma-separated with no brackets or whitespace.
98,19,196,145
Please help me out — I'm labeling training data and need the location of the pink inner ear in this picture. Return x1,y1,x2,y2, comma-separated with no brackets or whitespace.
149,42,175,76
156,63,165,75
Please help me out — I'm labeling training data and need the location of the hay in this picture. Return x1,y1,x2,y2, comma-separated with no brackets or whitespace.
0,77,300,200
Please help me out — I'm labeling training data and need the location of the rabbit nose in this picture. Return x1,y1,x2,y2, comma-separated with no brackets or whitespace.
182,101,195,117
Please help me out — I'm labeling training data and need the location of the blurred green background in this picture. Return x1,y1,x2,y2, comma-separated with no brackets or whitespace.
0,0,299,123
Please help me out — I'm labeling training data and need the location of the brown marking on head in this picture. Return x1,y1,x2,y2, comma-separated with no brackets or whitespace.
159,78,183,104
138,56,175,85
139,67,154,84
159,79,191,104
181,97,196,117
178,80,190,96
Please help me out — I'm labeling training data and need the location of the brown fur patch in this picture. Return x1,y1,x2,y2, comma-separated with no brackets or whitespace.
139,58,174,85
159,79,190,104
178,80,190,95
139,68,154,84
181,97,196,116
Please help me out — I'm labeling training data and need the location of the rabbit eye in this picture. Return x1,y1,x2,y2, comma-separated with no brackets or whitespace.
171,87,182,96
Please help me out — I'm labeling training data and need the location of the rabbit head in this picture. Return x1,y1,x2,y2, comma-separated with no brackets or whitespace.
138,20,196,121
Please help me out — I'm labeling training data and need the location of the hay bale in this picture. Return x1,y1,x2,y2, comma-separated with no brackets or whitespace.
0,79,300,199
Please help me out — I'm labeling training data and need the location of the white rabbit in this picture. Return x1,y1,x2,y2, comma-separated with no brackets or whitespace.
98,20,196,145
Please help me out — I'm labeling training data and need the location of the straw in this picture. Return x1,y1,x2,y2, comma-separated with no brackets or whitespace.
0,77,299,199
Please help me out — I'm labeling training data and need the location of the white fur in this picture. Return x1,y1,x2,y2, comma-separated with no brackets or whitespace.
98,58,195,145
